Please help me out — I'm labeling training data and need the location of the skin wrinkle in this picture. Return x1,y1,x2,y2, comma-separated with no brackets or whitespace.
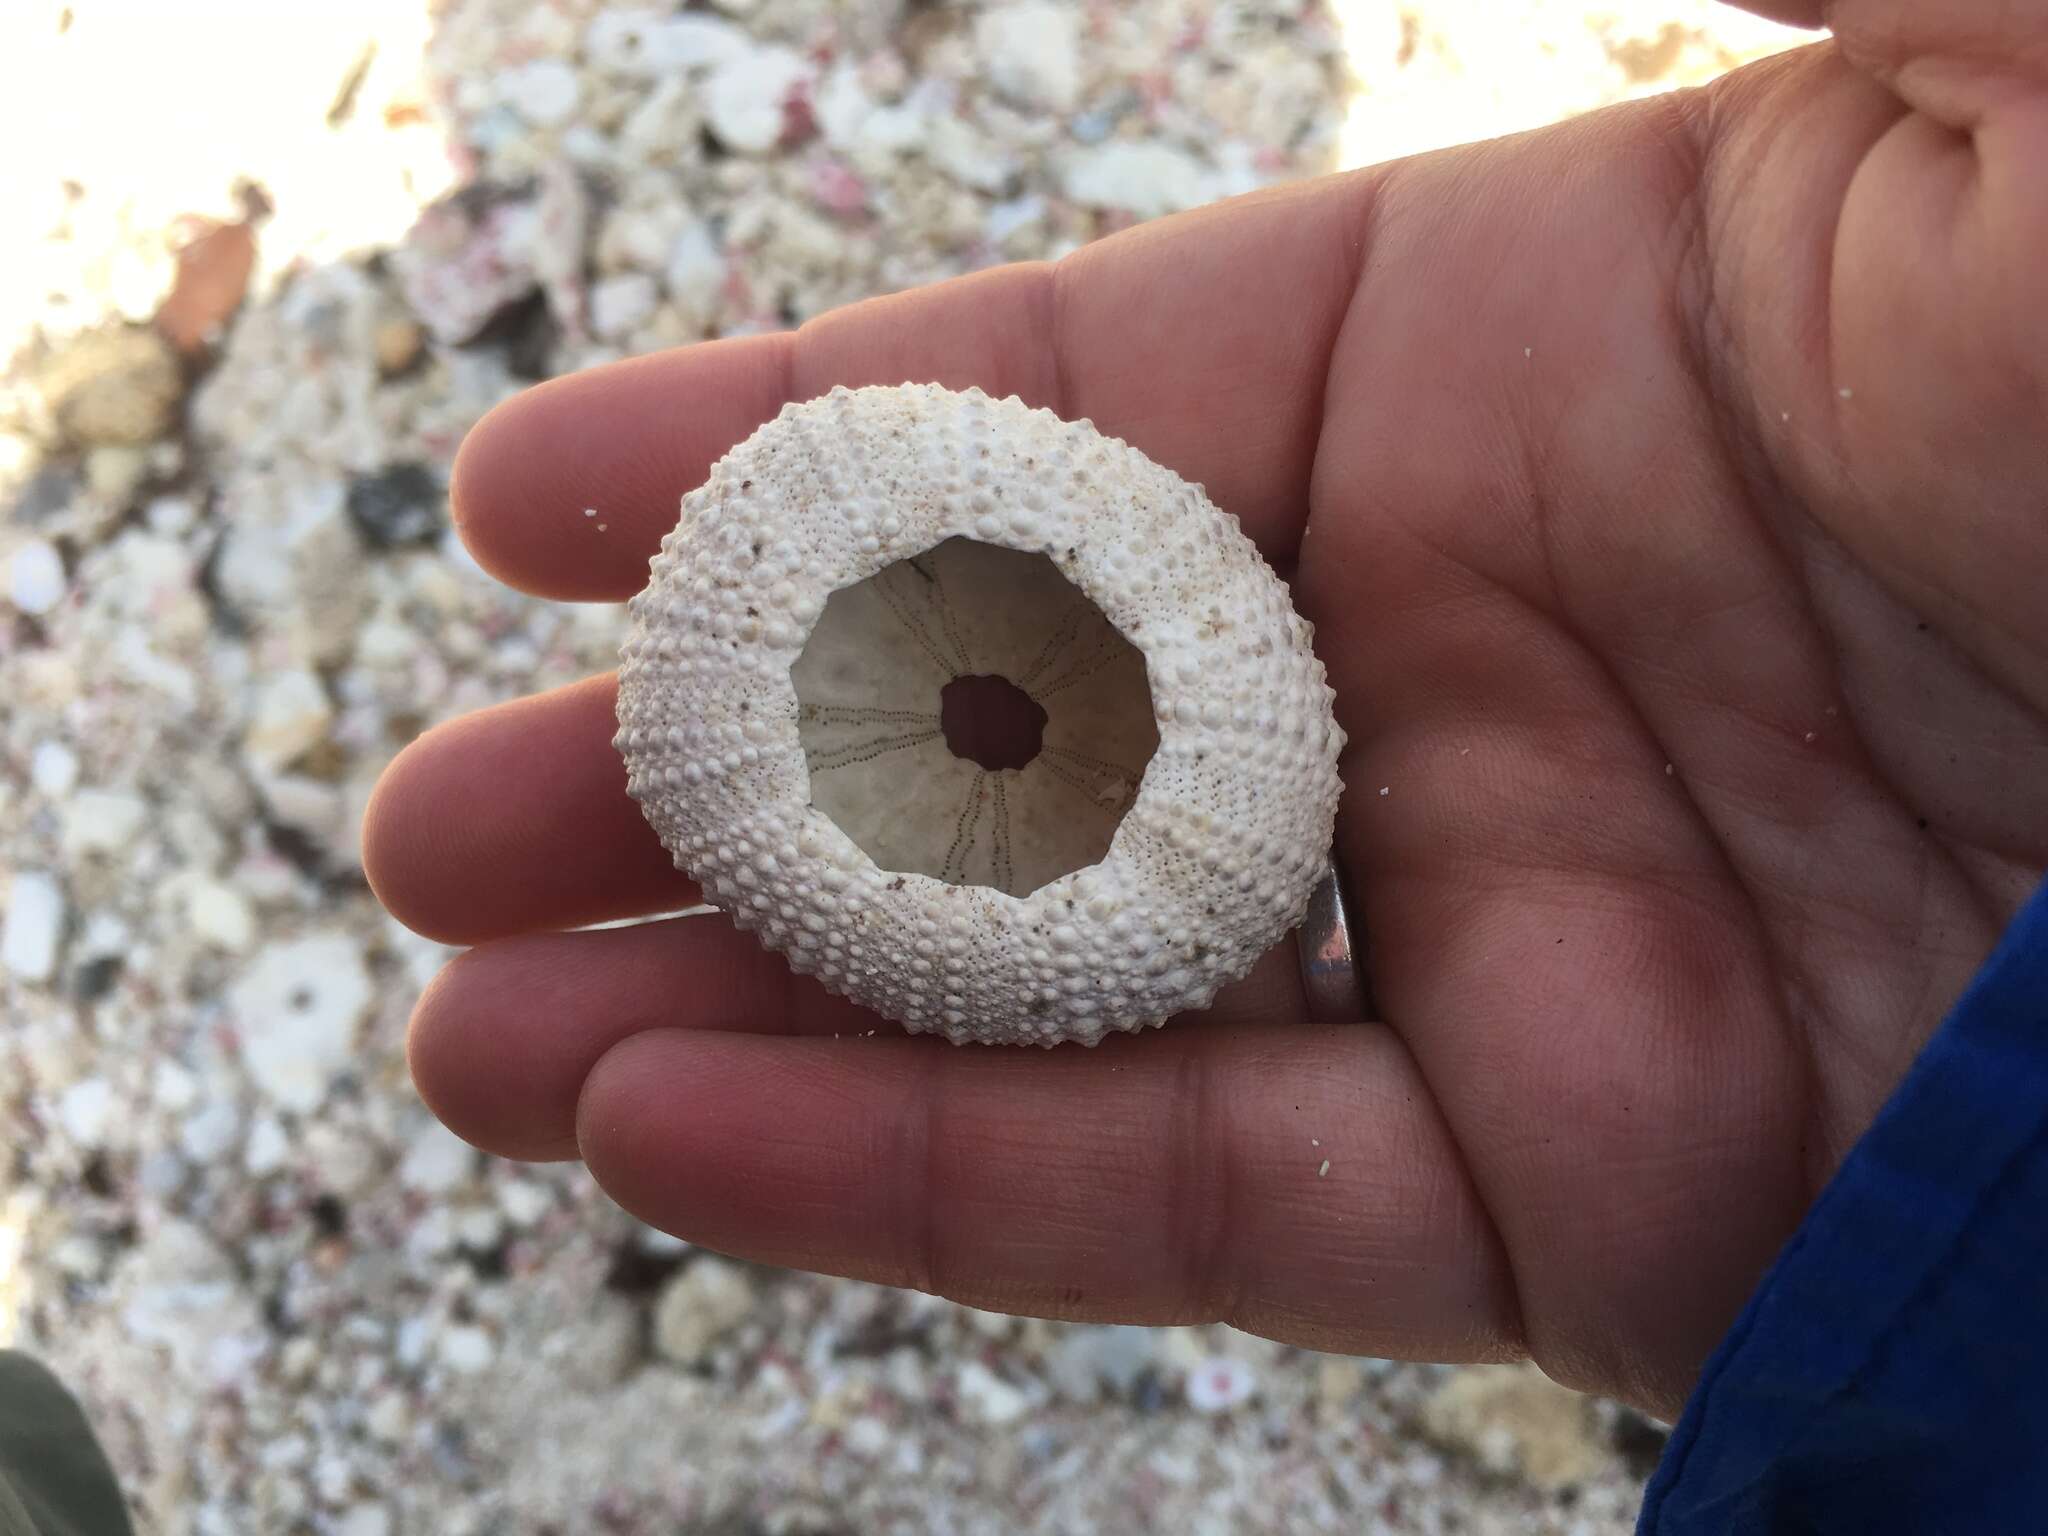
587,1023,1520,1354
904,1044,944,1300
1673,70,2027,1172
1899,115,2048,691
1041,258,1073,428
1342,781,1693,1384
1648,397,1875,1191
1679,99,2031,1187
1690,57,1893,501
1343,527,1761,914
1617,83,1990,1108
1827,11,2048,125
773,325,799,462
1291,164,1385,557
1168,1042,1240,1327
1796,525,2048,878
1302,162,1544,1394
1789,97,2048,711
1409,1027,1531,1363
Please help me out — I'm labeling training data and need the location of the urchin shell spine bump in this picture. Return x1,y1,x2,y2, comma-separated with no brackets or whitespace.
615,382,1344,1046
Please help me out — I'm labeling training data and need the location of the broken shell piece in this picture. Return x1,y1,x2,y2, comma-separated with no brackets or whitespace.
615,384,1344,1045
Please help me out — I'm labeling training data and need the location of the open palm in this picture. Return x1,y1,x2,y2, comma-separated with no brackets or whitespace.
366,0,2048,1419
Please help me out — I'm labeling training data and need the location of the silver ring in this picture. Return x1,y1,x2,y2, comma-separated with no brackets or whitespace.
1298,861,1369,1023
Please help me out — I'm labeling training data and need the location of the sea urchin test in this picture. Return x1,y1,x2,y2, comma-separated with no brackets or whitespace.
615,384,1344,1045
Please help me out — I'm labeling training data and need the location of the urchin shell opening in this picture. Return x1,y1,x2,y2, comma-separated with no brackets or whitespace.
939,674,1048,772
790,536,1159,897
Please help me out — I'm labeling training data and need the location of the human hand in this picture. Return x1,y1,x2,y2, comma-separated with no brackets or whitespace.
365,0,2048,1419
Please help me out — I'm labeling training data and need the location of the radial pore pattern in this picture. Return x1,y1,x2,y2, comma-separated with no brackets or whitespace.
792,538,1158,897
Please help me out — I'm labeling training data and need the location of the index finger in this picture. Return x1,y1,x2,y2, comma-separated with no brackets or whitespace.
450,174,1378,602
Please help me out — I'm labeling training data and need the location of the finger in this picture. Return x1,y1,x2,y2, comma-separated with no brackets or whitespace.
409,915,872,1161
364,673,696,945
1722,2,1823,24
450,175,1378,602
413,917,1310,1163
1819,2,2048,121
575,1023,1521,1360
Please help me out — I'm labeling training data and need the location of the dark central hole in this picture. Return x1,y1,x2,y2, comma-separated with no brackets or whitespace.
940,674,1047,772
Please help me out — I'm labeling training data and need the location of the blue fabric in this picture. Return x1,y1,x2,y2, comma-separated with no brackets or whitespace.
1640,876,2048,1535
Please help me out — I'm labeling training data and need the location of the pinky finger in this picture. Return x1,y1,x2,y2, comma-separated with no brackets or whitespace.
576,1022,1524,1361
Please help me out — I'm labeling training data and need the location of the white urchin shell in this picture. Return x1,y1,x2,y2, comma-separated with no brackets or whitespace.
614,383,1345,1046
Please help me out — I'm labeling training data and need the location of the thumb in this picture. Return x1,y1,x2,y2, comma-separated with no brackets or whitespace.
1820,0,2048,121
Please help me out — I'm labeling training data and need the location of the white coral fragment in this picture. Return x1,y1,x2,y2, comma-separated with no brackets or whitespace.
615,384,1344,1045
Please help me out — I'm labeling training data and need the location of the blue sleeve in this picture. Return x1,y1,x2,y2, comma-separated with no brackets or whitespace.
1639,875,2048,1535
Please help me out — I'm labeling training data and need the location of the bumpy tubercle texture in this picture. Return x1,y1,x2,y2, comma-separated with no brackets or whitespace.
614,383,1345,1046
